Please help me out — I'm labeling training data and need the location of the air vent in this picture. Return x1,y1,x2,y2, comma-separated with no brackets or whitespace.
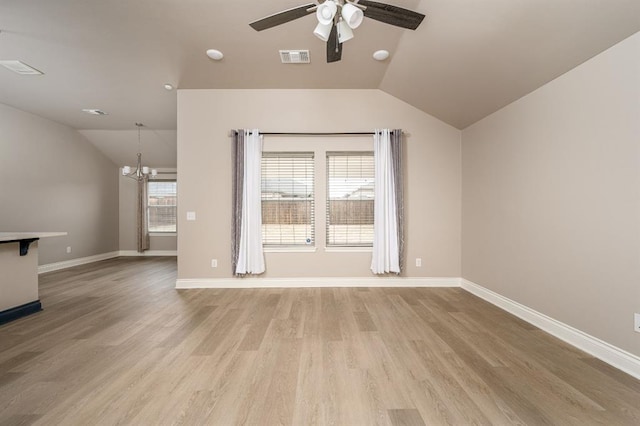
0,60,43,75
279,50,310,64
82,109,108,116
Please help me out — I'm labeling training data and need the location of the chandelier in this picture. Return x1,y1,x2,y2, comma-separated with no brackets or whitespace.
122,123,157,180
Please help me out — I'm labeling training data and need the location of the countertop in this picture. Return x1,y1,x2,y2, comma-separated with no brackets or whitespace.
0,232,67,242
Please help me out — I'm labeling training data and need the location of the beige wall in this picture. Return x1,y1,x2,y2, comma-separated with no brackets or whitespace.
177,89,461,279
462,33,640,356
119,171,177,252
0,103,119,265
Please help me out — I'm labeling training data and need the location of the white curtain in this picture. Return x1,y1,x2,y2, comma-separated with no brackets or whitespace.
235,129,265,275
371,129,400,274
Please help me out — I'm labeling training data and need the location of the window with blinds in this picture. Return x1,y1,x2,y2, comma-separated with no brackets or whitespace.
326,152,374,247
147,181,177,233
261,152,315,246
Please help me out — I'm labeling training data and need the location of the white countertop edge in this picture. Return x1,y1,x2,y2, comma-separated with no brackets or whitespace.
0,232,67,242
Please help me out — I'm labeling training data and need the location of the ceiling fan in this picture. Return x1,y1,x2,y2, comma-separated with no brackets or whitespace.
249,0,425,63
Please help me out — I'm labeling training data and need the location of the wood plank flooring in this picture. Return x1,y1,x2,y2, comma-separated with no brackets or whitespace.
1,257,639,425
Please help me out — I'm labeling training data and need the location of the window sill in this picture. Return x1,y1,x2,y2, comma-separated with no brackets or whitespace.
149,232,177,237
264,246,317,253
324,246,372,253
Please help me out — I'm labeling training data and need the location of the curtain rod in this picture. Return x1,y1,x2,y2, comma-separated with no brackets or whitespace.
262,132,374,136
230,130,402,136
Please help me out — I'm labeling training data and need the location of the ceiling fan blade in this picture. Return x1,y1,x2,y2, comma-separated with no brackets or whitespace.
326,25,342,63
250,3,316,31
357,0,425,30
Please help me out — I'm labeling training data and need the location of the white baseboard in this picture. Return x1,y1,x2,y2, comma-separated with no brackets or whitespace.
175,276,460,289
118,250,177,256
38,250,176,274
461,278,640,380
38,251,120,274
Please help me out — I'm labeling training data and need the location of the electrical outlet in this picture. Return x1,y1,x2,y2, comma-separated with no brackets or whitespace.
211,259,217,268
415,258,422,267
66,246,72,254
186,211,196,221
635,313,640,333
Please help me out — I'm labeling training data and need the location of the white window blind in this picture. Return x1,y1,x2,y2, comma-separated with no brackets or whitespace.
261,152,315,246
147,181,177,233
326,152,374,246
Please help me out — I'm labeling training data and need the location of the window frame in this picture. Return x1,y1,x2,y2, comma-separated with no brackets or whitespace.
326,151,375,248
147,179,177,236
261,151,316,250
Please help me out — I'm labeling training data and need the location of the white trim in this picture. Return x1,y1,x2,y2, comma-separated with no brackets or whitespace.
38,251,120,274
324,247,373,253
118,250,177,257
176,276,460,289
460,278,640,380
264,246,317,253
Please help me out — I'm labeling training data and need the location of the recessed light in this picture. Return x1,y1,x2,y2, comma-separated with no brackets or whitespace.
206,49,224,61
0,60,44,75
372,50,390,61
82,109,108,116
164,83,174,91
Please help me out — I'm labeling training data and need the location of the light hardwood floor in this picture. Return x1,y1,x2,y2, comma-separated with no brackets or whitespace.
1,257,639,425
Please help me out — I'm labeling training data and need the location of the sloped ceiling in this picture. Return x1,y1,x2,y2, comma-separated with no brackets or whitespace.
0,0,638,166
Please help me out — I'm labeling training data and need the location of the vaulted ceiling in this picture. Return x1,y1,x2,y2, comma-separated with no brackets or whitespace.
1,0,638,164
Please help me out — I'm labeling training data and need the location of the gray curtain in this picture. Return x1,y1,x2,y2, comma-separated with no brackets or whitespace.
390,129,405,273
137,176,150,253
231,130,245,275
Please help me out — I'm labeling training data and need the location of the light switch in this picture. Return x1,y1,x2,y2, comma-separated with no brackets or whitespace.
186,211,196,221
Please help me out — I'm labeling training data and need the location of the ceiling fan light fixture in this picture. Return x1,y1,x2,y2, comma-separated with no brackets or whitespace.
337,19,354,43
249,1,425,63
316,1,337,25
313,21,333,42
341,3,364,29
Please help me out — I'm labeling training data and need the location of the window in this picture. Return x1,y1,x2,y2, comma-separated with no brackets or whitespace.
326,152,374,246
147,181,177,233
261,152,314,247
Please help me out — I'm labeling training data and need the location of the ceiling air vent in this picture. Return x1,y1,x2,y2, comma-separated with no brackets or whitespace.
0,60,43,75
279,50,310,64
82,109,109,116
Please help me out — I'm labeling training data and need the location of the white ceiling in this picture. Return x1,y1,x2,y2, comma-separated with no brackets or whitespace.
1,0,639,166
